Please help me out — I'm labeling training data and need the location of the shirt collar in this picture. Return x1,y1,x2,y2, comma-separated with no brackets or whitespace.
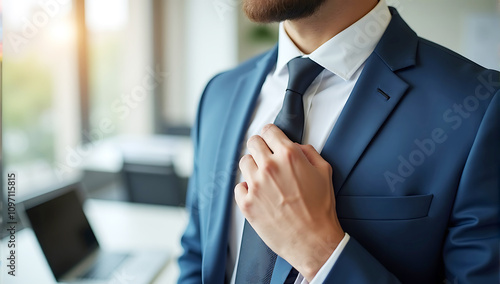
275,0,391,81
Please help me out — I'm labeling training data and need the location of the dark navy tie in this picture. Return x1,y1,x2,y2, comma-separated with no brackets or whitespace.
235,57,324,284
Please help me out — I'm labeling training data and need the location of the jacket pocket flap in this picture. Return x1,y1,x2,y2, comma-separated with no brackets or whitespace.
337,194,433,220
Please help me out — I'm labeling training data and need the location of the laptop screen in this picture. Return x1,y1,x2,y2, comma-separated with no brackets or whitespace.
25,188,99,279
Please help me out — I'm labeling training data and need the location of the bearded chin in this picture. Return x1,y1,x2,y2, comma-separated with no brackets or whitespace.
243,0,327,23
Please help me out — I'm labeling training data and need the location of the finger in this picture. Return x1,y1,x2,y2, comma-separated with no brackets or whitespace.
298,144,325,167
239,154,258,182
260,124,293,153
234,182,250,215
246,135,272,166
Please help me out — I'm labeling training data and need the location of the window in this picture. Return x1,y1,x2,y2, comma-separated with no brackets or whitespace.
3,0,80,197
2,0,157,198
86,0,155,139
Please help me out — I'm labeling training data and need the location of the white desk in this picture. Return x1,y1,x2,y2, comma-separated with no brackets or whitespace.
1,200,188,284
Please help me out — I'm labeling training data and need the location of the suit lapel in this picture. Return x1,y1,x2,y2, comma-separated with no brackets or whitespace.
321,56,409,195
203,47,278,283
321,8,418,195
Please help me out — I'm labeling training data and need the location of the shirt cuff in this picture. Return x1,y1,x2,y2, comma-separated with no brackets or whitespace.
297,232,351,284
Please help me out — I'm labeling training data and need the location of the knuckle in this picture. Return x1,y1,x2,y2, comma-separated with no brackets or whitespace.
239,154,251,167
234,182,246,194
247,135,260,147
261,160,277,175
243,193,258,214
239,198,252,214
261,123,273,134
323,161,333,175
282,144,297,161
306,144,316,151
251,180,261,194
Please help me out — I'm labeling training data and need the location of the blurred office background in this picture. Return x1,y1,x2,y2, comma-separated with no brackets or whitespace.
2,0,500,204
1,0,499,283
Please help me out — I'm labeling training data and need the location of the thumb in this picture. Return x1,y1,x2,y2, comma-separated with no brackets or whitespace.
298,144,324,167
234,181,249,212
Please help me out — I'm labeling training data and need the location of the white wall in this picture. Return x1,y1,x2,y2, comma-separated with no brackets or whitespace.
164,0,238,125
392,0,500,70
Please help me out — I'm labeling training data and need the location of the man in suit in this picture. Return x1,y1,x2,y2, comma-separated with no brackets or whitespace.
178,0,500,283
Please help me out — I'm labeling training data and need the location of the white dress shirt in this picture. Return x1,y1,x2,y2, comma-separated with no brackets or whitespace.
228,1,391,283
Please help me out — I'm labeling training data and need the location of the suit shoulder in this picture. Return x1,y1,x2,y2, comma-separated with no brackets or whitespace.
417,38,499,77
197,48,275,116
418,38,479,67
413,37,499,93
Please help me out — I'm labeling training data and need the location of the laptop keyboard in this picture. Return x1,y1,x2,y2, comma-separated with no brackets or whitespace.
80,252,129,280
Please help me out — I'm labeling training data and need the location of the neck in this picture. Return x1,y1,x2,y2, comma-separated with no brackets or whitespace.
283,0,378,54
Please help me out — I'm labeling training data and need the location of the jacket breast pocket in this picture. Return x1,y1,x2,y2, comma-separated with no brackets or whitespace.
336,194,433,220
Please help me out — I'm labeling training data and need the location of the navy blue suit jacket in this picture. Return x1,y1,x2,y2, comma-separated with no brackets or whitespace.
178,8,500,284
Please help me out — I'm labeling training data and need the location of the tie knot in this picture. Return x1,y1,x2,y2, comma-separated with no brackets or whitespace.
286,57,324,95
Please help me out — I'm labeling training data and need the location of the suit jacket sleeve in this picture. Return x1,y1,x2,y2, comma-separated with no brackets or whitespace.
177,76,219,284
177,158,203,284
442,89,500,283
322,90,500,283
177,111,203,284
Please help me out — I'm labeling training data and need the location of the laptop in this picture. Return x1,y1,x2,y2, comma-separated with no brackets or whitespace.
24,183,170,284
